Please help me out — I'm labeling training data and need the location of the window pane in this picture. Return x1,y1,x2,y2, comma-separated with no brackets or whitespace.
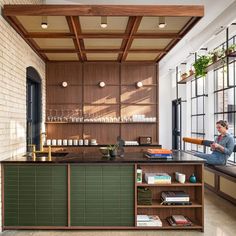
225,112,235,135
215,114,224,135
192,98,197,115
224,88,235,112
197,78,204,95
215,68,224,90
229,62,235,86
192,116,197,132
191,80,196,97
197,116,204,133
215,91,224,112
197,96,204,114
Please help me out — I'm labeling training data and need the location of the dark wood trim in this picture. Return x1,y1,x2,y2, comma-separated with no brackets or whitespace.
26,32,75,38
67,164,71,227
121,16,142,61
134,164,137,227
156,63,159,144
3,5,205,17
66,16,83,61
26,32,181,39
1,164,5,230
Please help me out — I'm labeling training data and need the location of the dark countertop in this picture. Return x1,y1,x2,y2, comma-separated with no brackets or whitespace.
1,150,205,164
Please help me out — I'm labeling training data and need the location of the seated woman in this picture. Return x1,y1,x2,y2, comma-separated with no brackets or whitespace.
194,120,234,165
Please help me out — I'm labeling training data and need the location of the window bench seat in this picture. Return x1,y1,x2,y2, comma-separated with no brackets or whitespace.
204,165,236,204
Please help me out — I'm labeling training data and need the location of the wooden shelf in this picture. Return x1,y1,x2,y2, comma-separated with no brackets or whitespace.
178,74,195,84
136,219,202,230
137,200,202,208
45,121,157,124
137,181,203,187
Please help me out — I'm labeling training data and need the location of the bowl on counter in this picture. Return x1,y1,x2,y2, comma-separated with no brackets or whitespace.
99,147,110,157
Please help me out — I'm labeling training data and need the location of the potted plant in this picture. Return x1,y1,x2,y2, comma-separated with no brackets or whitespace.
209,48,224,63
108,144,119,158
181,72,188,80
225,44,236,55
189,69,194,76
193,55,211,77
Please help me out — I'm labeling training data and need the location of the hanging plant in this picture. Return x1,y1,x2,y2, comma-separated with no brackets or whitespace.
193,55,211,77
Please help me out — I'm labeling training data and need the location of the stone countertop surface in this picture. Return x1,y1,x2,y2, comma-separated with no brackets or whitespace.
1,150,205,164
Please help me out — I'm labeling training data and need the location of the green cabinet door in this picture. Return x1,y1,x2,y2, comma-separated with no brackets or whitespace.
4,165,67,226
70,165,134,226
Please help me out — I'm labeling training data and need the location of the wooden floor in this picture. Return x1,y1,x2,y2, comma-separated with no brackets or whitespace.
1,188,236,236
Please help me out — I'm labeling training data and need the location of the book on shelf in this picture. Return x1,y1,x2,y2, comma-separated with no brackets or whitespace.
137,215,162,227
161,191,190,202
145,173,171,184
166,215,193,227
145,153,173,159
147,148,172,155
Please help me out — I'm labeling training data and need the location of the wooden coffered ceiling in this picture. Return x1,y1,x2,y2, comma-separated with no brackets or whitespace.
3,5,204,62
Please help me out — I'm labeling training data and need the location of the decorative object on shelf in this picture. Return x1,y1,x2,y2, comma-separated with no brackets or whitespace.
139,136,152,145
117,136,125,157
209,48,224,63
84,139,89,145
175,172,186,184
180,72,188,80
225,44,236,55
137,187,152,205
99,147,110,157
189,173,197,183
193,55,211,77
108,144,118,158
61,81,68,88
137,167,142,183
136,81,143,88
189,69,194,76
98,81,106,88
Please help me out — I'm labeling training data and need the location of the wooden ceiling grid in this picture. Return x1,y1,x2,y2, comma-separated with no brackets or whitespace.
2,5,204,62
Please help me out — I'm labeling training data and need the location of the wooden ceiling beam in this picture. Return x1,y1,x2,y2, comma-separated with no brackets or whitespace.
25,32,75,38
39,48,167,54
25,32,181,39
120,16,142,62
66,16,84,61
3,5,204,17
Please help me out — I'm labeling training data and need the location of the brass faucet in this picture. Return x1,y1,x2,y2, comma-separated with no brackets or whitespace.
28,144,52,161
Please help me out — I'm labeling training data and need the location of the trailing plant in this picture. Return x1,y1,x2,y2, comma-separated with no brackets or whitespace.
225,44,236,55
193,55,211,77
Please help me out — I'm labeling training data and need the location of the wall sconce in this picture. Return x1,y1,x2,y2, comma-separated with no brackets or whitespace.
136,81,143,88
41,16,48,29
61,81,68,88
158,16,167,29
99,81,106,88
100,16,108,28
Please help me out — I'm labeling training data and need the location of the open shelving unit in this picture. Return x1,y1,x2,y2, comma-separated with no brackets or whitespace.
134,163,204,231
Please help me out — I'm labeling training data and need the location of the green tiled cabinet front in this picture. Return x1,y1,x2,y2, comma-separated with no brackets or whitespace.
4,165,67,226
70,165,134,226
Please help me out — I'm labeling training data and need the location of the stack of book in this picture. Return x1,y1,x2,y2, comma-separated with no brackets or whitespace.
161,191,191,205
145,173,171,184
166,215,193,227
137,215,162,227
145,149,172,159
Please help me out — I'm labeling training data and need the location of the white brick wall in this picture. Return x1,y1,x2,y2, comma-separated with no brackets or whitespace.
0,1,45,229
0,0,45,161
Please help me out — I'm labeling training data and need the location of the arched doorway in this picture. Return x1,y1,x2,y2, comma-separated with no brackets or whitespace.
26,66,42,151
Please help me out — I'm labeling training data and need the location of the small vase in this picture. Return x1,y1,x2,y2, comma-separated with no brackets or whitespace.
109,150,117,158
189,173,197,183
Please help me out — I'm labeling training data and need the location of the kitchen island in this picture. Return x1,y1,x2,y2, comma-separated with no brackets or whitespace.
1,150,205,231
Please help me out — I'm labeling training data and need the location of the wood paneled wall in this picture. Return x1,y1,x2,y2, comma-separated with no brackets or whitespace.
46,62,159,144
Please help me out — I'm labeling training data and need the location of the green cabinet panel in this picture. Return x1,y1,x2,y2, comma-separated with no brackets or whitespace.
4,165,67,226
70,165,134,226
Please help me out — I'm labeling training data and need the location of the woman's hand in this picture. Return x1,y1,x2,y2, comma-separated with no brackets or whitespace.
211,142,218,150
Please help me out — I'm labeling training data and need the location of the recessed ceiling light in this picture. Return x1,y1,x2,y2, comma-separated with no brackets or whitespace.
101,16,107,28
41,16,48,29
158,16,167,29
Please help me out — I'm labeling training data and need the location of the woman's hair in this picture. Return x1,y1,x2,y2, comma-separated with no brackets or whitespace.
216,120,229,129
